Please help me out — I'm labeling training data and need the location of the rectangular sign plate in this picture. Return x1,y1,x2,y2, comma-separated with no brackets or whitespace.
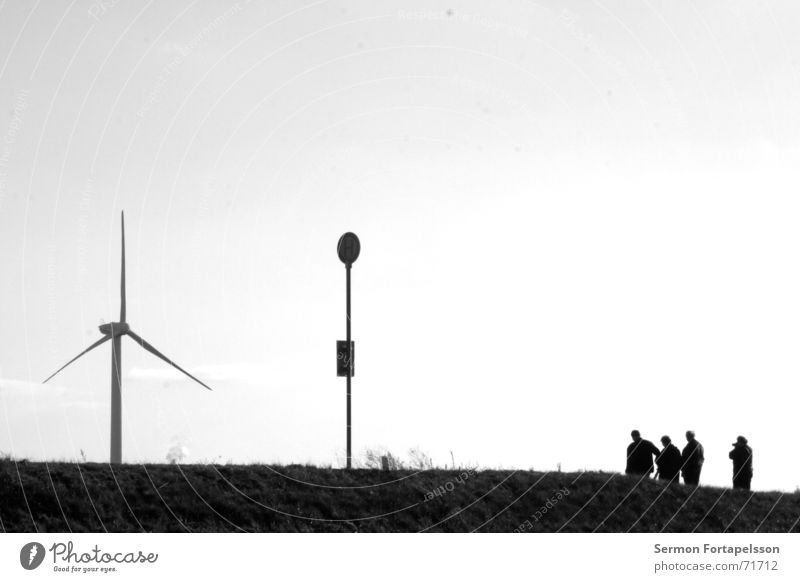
336,340,354,377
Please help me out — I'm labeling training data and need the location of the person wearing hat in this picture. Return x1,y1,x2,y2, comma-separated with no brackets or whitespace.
655,436,682,482
681,431,705,486
729,436,753,490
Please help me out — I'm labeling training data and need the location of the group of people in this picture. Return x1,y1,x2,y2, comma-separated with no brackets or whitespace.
625,430,754,490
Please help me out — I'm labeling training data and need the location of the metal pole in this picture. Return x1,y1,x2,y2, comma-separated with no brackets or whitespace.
110,334,122,464
346,263,352,469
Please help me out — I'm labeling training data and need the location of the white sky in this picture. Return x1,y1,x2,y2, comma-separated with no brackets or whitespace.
1,0,800,492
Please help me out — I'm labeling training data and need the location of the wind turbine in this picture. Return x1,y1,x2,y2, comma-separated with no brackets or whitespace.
43,211,212,464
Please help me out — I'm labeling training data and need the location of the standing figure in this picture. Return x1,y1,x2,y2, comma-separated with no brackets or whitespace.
626,430,660,477
656,435,682,482
729,436,753,490
681,430,705,486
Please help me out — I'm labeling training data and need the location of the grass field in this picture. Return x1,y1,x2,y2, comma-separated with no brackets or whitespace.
1,460,798,532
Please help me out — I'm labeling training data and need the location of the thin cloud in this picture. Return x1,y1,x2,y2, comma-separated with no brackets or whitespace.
59,399,103,410
127,363,268,386
0,377,67,394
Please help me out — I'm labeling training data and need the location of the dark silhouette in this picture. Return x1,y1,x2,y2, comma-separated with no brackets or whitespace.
41,212,213,464
681,430,704,486
656,435,682,482
626,430,660,476
337,231,361,470
729,436,753,490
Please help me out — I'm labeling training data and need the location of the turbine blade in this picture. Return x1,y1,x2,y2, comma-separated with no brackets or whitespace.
127,331,212,391
120,211,126,323
43,335,112,383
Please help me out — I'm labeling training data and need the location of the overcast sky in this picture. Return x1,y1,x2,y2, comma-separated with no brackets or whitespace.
1,0,799,492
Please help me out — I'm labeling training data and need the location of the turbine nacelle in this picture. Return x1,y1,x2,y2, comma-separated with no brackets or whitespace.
99,322,130,336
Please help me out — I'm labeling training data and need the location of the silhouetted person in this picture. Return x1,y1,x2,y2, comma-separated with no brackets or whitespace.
681,430,704,486
626,430,660,476
729,436,753,490
656,435,682,482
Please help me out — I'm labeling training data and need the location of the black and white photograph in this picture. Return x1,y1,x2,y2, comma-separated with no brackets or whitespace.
1,0,799,579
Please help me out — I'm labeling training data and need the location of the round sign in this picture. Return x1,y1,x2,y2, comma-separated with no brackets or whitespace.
337,232,360,265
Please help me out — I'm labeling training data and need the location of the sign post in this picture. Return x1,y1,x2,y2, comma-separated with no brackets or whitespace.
337,232,360,469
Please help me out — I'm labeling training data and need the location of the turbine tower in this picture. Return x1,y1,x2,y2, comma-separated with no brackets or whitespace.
43,211,212,464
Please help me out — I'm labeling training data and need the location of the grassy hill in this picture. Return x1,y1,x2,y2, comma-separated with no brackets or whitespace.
1,460,798,532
